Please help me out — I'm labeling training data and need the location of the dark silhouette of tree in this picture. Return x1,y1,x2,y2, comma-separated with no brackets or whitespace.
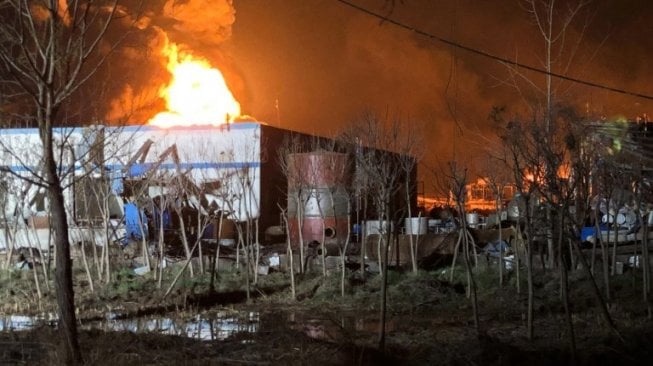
0,2,140,363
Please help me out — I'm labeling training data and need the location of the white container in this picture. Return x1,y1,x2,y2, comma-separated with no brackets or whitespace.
364,220,393,236
466,213,479,227
602,214,615,224
133,266,151,276
405,217,428,235
615,261,624,275
219,238,236,247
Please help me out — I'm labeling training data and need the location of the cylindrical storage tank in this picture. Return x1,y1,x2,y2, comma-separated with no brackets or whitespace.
287,152,350,253
363,220,394,236
405,217,428,235
466,212,479,227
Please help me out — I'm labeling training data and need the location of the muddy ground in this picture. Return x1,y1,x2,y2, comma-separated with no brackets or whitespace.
1,260,653,365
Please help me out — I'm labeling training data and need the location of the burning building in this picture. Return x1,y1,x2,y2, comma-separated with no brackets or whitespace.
0,0,417,253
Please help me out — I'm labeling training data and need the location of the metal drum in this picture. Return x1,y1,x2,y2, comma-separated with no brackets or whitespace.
405,217,428,235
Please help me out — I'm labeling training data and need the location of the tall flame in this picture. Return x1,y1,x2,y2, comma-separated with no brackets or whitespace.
148,43,241,128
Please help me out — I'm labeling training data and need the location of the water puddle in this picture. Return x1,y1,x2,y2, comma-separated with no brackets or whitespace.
0,311,259,341
0,314,57,331
1,310,388,342
83,311,260,341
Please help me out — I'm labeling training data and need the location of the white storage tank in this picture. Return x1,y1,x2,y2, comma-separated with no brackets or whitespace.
466,212,480,228
405,217,428,235
364,220,394,236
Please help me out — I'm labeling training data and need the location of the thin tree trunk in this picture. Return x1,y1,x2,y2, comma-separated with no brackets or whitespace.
498,201,503,287
254,219,260,283
376,229,384,275
2,213,14,270
102,199,111,284
611,222,618,276
378,213,391,352
546,206,554,270
296,193,305,274
86,184,101,281
80,242,94,293
525,199,534,341
341,213,351,297
591,236,596,274
406,183,417,273
47,167,82,364
464,228,480,333
559,212,576,363
449,229,463,282
99,229,106,278
245,221,251,302
642,222,651,318
176,208,194,278
360,195,368,276
164,238,203,298
598,195,611,299
568,239,576,271
104,232,111,284
457,205,479,333
280,210,296,300
197,211,204,274
633,181,651,316
465,229,478,269
320,207,327,277
238,223,251,302
28,240,42,300
36,236,50,291
600,234,611,300
157,209,165,289
516,238,521,294
210,212,224,293
415,212,423,271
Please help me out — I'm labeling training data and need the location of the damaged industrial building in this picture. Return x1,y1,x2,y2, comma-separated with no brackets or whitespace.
0,121,426,273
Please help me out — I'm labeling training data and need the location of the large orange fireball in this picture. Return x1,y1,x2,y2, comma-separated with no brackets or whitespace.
148,43,241,128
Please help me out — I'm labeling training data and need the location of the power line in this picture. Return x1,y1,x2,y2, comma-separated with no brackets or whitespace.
335,0,653,101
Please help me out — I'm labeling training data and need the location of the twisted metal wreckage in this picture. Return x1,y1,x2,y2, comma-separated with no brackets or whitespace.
0,122,262,259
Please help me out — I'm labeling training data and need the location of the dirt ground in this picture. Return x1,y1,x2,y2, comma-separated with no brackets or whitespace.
1,263,653,365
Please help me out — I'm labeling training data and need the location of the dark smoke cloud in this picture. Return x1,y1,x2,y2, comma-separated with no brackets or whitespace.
98,0,652,193
227,0,653,191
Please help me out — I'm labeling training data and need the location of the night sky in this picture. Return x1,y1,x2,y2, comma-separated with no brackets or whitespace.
111,0,653,193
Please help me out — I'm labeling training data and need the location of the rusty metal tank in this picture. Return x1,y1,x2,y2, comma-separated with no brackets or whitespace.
286,152,350,255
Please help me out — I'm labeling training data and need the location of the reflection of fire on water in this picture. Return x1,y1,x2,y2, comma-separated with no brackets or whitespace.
148,41,241,128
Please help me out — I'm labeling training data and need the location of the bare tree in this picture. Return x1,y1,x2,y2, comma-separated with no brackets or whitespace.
278,134,310,274
501,0,594,271
500,117,540,341
480,156,513,287
278,204,296,300
398,123,424,273
0,2,142,362
446,162,480,334
340,111,415,351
